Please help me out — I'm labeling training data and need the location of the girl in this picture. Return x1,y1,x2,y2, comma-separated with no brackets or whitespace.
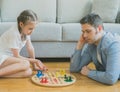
0,10,47,77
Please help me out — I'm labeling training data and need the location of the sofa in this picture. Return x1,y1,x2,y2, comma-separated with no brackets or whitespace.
0,0,120,58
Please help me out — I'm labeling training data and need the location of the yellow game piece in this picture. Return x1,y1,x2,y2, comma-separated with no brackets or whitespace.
60,69,65,76
55,72,59,77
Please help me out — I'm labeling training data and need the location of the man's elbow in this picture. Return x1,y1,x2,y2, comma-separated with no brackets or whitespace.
105,76,118,85
70,69,78,73
106,79,117,85
70,60,81,73
70,66,80,73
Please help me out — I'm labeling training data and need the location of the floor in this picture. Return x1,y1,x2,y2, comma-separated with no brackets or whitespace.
0,59,120,92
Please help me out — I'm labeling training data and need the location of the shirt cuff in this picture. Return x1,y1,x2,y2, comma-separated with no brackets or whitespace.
88,70,97,78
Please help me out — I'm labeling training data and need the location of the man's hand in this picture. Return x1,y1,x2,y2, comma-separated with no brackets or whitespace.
80,66,90,76
76,34,86,50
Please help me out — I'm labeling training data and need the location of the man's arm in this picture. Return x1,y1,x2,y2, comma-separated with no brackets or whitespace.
70,45,92,72
87,42,120,85
70,35,92,72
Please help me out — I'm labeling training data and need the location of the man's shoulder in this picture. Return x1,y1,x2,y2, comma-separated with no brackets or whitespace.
102,32,120,47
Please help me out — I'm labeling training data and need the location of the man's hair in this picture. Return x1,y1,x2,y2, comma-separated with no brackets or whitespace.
80,13,104,29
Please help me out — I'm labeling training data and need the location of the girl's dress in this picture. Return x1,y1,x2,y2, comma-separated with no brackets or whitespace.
0,25,29,65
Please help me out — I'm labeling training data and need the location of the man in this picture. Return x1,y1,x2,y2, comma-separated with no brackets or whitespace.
70,13,120,85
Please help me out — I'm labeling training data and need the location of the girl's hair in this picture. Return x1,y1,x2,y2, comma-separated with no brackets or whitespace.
17,9,38,31
17,10,38,40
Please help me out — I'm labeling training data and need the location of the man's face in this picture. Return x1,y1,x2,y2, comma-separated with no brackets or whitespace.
81,23,99,44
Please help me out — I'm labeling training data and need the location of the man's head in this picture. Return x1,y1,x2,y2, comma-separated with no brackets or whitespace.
80,13,104,45
80,13,103,29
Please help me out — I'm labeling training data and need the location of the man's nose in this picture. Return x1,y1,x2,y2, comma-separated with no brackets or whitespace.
83,32,87,38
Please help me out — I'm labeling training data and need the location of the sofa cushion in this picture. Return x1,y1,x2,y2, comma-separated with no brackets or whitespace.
104,23,120,35
0,13,1,22
57,0,92,23
21,42,76,58
116,0,120,23
31,23,62,41
0,2,1,22
62,23,120,42
1,0,56,22
0,22,16,36
92,0,119,23
62,23,82,41
0,22,62,42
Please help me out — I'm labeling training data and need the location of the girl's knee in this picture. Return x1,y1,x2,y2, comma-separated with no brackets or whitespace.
20,60,30,70
24,68,32,77
24,60,30,67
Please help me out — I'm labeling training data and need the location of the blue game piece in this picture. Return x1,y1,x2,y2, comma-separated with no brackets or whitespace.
36,70,44,78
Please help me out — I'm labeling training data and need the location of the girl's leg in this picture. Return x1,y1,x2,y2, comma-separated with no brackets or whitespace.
3,68,32,78
0,57,32,77
0,57,27,68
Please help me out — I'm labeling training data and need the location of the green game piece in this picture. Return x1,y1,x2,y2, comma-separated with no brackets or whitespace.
64,76,73,82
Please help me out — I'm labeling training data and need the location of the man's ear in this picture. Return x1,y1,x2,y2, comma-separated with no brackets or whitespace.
19,22,24,28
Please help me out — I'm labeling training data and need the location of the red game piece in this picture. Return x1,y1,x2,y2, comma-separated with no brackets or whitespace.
40,77,48,83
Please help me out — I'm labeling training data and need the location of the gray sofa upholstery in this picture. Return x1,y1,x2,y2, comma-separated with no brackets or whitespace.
0,0,120,58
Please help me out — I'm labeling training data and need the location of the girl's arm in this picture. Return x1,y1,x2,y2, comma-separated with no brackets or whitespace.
25,38,47,70
11,48,35,63
11,40,47,71
26,37,35,59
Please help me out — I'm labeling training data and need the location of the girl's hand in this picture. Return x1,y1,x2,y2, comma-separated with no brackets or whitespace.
33,59,48,71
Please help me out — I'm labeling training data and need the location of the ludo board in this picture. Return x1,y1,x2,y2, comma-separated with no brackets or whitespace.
31,70,76,87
